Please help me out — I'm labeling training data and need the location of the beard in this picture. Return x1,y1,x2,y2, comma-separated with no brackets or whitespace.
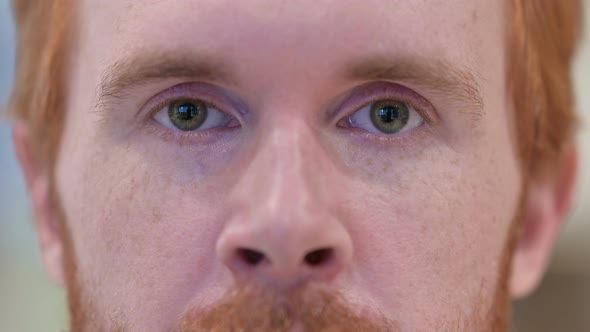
57,195,520,332
171,242,514,332
172,284,398,332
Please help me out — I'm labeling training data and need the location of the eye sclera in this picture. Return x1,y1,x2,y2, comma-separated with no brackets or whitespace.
143,82,243,132
346,99,424,136
153,98,236,132
333,81,436,133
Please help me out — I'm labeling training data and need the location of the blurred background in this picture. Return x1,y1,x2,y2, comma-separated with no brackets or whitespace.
0,0,588,331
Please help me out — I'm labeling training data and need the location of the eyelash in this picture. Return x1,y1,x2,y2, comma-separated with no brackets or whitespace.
334,82,437,144
141,81,437,145
338,82,435,125
141,83,242,144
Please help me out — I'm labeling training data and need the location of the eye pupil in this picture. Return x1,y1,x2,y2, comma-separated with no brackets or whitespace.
377,106,400,122
370,101,410,134
177,103,198,120
169,100,208,131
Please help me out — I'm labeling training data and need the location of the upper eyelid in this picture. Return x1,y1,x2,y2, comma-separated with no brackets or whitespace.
332,82,437,124
141,82,246,119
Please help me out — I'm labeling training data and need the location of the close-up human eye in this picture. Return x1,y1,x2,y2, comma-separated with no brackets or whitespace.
346,99,424,135
152,98,238,132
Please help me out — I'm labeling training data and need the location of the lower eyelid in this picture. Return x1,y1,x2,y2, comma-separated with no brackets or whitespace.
342,122,433,151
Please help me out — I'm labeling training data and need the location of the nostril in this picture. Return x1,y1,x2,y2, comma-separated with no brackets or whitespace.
304,248,334,267
237,248,266,266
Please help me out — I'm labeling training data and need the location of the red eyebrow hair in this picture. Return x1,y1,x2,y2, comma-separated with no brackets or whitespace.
344,56,485,117
96,51,485,118
96,52,236,111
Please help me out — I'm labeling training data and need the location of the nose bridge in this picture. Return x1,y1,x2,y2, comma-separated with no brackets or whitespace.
241,117,328,220
267,119,321,215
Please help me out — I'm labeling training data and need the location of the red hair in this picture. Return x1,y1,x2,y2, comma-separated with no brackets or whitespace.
508,0,583,180
7,0,584,181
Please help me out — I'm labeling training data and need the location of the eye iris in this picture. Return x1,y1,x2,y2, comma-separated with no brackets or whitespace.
168,100,208,131
370,101,410,134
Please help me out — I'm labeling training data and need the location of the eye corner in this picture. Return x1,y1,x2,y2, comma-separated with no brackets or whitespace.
335,117,352,129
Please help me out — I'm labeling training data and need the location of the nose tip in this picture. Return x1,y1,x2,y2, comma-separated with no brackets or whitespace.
217,228,352,286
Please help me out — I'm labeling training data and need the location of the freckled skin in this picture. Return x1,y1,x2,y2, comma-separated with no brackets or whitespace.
54,0,520,330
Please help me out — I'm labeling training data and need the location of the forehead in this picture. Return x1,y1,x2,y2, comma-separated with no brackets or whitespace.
77,0,504,80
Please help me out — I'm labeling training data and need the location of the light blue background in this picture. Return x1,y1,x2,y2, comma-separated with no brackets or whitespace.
0,1,67,331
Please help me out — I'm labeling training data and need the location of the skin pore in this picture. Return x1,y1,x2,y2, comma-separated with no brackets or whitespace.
11,0,579,331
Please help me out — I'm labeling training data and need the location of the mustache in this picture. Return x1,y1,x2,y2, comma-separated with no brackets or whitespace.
172,284,398,332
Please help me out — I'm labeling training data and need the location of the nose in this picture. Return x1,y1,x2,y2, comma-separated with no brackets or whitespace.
218,223,352,286
216,120,353,287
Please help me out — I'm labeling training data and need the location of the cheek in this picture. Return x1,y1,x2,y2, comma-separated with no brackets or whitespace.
341,129,520,323
55,124,231,328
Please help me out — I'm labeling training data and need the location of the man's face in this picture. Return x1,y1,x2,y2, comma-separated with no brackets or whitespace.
54,0,521,330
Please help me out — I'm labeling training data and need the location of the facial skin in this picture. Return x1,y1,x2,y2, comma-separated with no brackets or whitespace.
12,0,579,331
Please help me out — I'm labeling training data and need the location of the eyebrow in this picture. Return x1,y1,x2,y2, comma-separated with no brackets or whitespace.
95,52,235,110
96,52,485,118
344,56,485,116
